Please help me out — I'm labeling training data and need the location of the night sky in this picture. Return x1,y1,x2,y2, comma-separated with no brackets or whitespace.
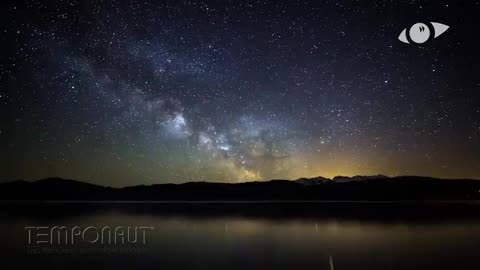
2,0,480,186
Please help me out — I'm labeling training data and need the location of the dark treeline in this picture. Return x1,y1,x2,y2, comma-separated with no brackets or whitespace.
1,176,480,201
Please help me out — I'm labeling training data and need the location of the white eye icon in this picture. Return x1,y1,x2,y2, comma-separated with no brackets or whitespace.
398,22,449,44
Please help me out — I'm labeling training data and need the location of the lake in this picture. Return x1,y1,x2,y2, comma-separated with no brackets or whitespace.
1,202,480,269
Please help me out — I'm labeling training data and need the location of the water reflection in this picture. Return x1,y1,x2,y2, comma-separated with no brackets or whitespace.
1,202,480,270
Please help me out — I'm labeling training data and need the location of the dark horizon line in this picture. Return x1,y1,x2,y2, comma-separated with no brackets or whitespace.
3,175,480,202
3,174,480,188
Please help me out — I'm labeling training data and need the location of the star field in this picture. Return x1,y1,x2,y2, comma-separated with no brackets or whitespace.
1,0,480,186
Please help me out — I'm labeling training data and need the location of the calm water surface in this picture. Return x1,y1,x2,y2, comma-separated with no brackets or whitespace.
1,202,480,270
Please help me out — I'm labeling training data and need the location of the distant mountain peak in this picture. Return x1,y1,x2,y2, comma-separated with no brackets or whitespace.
333,174,389,183
294,176,331,185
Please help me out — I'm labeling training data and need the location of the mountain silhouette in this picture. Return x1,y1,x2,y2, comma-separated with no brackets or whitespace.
2,175,480,201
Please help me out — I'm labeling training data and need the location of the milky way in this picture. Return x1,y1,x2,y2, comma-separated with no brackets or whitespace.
2,1,480,186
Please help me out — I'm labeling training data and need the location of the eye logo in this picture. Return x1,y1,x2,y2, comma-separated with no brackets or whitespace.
398,22,449,44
